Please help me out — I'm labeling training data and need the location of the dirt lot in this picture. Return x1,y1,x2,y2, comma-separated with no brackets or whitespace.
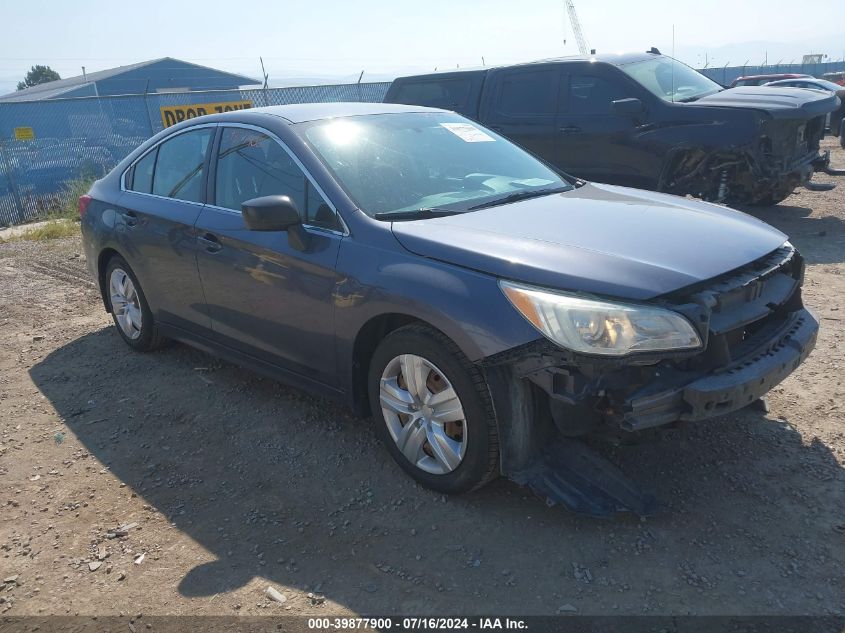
1,141,844,619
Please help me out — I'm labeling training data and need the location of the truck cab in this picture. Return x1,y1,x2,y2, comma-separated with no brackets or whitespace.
385,52,840,204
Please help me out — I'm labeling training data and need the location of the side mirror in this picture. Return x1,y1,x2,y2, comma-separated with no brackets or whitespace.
241,195,311,251
241,195,301,231
611,97,644,117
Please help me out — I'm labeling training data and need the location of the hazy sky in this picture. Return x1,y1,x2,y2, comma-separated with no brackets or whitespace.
1,0,843,93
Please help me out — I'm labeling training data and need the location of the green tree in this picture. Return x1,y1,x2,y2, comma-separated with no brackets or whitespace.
16,65,61,91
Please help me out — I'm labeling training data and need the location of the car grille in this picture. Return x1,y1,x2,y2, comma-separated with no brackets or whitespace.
665,244,804,371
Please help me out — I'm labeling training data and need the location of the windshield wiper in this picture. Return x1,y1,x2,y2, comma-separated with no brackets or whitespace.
373,207,463,221
466,186,569,211
677,88,723,103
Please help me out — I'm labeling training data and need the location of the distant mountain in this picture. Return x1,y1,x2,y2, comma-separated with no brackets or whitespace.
675,36,845,68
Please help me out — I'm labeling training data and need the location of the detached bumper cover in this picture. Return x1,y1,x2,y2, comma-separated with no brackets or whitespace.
624,308,818,430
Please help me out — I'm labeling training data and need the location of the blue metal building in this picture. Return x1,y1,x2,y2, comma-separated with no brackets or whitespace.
0,58,260,102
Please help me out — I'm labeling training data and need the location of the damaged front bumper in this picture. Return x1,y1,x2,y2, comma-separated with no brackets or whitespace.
622,307,817,430
481,244,819,517
667,115,845,202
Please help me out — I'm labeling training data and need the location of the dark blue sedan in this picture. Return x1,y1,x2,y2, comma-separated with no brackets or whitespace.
80,103,817,515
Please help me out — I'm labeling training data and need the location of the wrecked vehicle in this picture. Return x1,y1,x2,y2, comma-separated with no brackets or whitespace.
730,73,812,87
762,77,845,145
80,103,818,516
385,51,842,205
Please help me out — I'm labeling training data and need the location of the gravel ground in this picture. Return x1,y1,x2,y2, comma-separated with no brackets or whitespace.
0,140,843,618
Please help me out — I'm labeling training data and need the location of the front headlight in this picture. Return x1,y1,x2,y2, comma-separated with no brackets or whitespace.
500,280,702,356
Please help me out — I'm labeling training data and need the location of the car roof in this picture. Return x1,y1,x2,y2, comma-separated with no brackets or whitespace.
765,78,819,85
735,73,810,81
393,51,668,81
532,51,660,66
251,102,447,124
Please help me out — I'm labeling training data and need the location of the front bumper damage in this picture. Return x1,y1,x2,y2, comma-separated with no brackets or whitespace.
480,244,819,518
667,115,845,203
624,307,817,430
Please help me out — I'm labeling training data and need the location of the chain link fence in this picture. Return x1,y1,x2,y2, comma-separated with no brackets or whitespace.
697,60,845,87
0,82,390,226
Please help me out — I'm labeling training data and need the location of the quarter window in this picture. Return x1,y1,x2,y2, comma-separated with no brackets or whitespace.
304,181,337,230
215,127,340,231
392,79,472,111
150,128,214,202
130,148,157,194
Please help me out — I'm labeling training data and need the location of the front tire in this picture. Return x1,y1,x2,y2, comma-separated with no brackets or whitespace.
105,256,168,352
368,324,499,494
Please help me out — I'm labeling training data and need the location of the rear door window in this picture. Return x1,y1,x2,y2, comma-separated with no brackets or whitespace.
150,128,214,202
496,69,558,116
392,79,472,111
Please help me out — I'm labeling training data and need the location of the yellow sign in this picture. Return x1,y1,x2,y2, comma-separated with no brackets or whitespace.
160,101,253,127
14,127,35,141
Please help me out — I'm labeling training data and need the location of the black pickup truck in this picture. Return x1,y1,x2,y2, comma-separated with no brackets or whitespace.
385,51,842,205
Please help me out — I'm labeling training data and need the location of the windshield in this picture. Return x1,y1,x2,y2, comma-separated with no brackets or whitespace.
301,112,570,218
620,56,723,102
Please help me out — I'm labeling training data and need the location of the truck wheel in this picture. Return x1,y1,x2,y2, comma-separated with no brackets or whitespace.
840,123,845,149
368,324,499,494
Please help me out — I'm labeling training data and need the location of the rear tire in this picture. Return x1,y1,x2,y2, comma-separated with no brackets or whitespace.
104,255,169,352
840,123,845,149
368,324,499,494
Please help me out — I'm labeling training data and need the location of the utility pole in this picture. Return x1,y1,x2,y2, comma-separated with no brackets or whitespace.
259,57,270,106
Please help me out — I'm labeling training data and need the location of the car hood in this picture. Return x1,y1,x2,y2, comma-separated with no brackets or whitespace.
390,183,787,301
689,86,839,119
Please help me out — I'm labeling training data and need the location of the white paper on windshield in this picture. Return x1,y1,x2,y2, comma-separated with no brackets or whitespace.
511,178,555,187
440,122,495,142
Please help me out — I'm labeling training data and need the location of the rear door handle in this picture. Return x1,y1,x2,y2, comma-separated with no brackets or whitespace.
197,233,222,253
560,125,582,135
120,211,138,227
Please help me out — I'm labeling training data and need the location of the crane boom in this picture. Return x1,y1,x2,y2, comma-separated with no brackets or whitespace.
564,0,590,56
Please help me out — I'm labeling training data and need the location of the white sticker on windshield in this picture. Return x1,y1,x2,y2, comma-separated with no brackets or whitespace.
440,122,495,142
511,178,555,187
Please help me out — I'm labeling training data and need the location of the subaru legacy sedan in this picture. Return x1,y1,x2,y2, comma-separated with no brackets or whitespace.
80,103,818,515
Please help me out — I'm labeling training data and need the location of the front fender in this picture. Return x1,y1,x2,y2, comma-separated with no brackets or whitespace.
333,238,541,392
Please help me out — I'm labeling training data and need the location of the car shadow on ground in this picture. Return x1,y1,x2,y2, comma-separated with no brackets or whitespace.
738,203,845,265
29,327,845,614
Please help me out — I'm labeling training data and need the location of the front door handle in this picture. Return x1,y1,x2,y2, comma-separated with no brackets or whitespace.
560,125,582,135
197,233,222,253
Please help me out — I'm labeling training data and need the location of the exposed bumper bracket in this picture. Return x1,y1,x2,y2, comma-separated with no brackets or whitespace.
804,180,836,191
815,149,845,176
